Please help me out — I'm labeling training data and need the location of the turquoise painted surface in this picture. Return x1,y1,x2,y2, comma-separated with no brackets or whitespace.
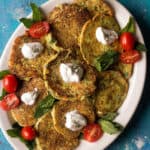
0,0,150,150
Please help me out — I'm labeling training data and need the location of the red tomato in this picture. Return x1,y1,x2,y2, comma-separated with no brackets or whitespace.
21,126,36,141
120,32,135,51
29,21,50,38
120,50,141,64
0,93,20,111
2,75,18,93
83,123,103,142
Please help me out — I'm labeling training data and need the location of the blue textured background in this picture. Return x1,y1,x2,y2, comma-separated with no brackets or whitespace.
0,0,150,150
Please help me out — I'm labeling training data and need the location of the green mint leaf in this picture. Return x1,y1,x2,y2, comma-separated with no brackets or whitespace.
30,3,44,22
7,129,20,137
99,119,123,134
0,89,7,101
94,50,119,72
34,94,55,118
20,18,34,28
121,17,135,34
101,112,118,121
0,70,10,79
135,42,147,51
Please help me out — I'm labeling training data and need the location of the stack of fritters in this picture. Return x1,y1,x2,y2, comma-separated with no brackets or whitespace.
8,1,131,150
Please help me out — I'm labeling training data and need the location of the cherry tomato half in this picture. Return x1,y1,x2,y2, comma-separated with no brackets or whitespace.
21,126,36,141
83,123,103,142
0,93,20,111
120,50,141,64
2,74,18,93
120,32,135,51
29,21,50,38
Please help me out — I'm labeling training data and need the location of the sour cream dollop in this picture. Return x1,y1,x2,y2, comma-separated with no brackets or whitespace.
59,63,84,83
21,88,38,105
65,110,87,131
96,27,118,45
21,42,44,59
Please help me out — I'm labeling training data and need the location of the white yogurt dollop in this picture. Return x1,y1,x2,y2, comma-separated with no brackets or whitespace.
65,110,87,131
21,88,38,105
96,27,118,45
59,63,83,83
21,42,44,59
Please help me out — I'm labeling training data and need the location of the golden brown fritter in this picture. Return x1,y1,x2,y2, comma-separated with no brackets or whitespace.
44,50,96,101
48,3,91,49
74,0,114,16
52,99,95,139
80,14,121,68
11,78,48,127
112,62,133,79
35,112,79,150
94,71,128,116
8,34,58,80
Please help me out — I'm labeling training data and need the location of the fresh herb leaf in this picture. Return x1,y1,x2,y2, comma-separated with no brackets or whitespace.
79,133,83,139
7,124,35,150
0,89,7,101
20,3,44,28
0,70,10,79
94,50,119,72
99,119,123,134
135,42,147,51
30,3,44,22
20,137,35,150
101,112,118,121
34,94,55,118
12,123,22,130
7,129,20,137
20,18,34,28
121,17,135,34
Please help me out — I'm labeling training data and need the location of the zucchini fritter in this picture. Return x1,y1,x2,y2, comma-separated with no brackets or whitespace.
112,62,133,79
95,71,128,116
11,78,47,126
35,112,79,150
8,34,58,79
48,4,91,49
52,99,95,139
44,50,96,101
74,0,114,16
80,14,121,68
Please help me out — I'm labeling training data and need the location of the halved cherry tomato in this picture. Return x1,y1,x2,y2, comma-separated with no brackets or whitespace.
21,126,36,141
83,123,103,142
29,21,50,38
2,74,18,93
120,32,135,51
0,93,20,111
120,50,141,64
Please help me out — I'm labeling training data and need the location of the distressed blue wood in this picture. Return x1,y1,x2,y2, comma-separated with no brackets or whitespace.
0,0,150,150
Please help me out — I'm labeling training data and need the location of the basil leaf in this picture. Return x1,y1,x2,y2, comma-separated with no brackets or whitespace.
20,137,35,150
121,17,135,34
0,70,10,79
101,112,118,121
34,94,55,118
7,124,35,150
20,18,34,28
94,50,119,72
99,119,123,134
12,123,22,130
7,129,20,137
0,89,7,101
135,42,147,51
30,3,44,22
